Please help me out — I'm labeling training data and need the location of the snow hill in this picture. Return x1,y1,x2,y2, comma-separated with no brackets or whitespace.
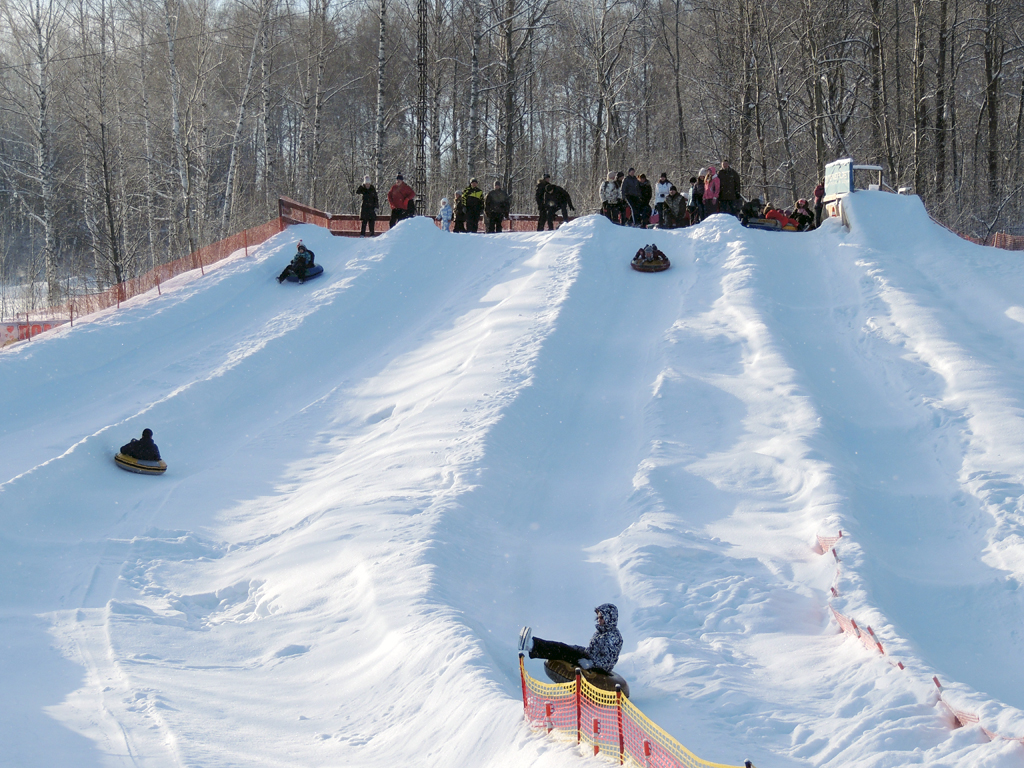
3,192,1024,768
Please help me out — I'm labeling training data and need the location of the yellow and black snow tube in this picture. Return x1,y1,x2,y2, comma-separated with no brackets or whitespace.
114,452,167,475
544,659,630,698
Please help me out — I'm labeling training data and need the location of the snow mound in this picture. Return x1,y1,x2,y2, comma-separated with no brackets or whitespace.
3,202,1024,767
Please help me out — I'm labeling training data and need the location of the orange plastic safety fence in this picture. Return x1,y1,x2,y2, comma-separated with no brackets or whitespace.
520,656,743,768
10,217,284,338
816,531,842,554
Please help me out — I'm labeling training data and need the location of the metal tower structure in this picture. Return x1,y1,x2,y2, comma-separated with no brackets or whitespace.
415,0,428,206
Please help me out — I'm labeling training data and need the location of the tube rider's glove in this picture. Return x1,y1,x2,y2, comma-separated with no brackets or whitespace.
577,658,594,670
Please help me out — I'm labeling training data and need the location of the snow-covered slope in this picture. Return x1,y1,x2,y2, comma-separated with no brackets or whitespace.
3,193,1024,767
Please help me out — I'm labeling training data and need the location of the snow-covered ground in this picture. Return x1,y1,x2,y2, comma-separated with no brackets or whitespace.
3,192,1024,767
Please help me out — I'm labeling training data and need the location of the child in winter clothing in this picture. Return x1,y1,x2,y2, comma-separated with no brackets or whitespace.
688,176,704,224
793,199,815,231
519,603,623,673
437,198,453,231
703,167,720,215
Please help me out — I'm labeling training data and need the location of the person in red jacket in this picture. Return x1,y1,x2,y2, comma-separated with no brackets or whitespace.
764,204,799,229
387,174,416,228
813,180,825,226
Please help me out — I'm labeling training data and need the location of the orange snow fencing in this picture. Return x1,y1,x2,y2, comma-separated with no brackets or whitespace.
519,655,742,768
819,531,1024,746
933,677,1024,745
954,230,1024,250
68,217,284,318
3,216,284,347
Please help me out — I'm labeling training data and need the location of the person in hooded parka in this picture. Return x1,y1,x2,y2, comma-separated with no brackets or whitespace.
120,428,161,461
518,603,623,672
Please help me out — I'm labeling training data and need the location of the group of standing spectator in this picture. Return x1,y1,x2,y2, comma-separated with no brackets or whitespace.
355,161,823,236
599,169,655,227
354,174,418,236
599,161,744,229
356,172,544,235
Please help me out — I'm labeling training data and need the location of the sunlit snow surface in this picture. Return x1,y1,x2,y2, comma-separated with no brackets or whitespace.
3,192,1024,767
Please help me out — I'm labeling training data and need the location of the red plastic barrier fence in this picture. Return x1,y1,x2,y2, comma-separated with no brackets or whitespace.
279,196,550,235
816,530,842,554
928,216,1024,251
1,318,68,345
821,532,1024,744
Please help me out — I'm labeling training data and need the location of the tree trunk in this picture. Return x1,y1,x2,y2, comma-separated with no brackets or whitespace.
374,0,386,185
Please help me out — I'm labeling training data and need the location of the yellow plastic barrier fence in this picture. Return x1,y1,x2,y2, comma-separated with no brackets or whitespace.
519,654,744,768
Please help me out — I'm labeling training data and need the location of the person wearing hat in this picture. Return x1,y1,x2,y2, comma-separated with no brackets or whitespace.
518,603,623,673
437,196,453,231
387,173,416,228
792,198,815,230
354,175,379,236
120,428,162,462
461,178,485,233
535,173,552,230
662,185,685,229
543,180,574,229
484,180,511,233
277,240,315,282
599,171,622,223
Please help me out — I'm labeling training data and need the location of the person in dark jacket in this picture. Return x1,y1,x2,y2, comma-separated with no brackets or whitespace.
484,180,511,233
120,428,161,461
519,603,624,673
717,160,742,216
688,176,704,223
793,198,815,231
544,182,574,227
355,176,379,236
621,168,642,226
453,193,467,233
614,171,626,224
277,241,315,282
739,196,764,225
536,174,551,231
638,173,653,227
661,186,685,229
462,178,485,233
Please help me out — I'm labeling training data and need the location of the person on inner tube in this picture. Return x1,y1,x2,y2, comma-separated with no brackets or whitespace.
518,603,623,672
277,241,315,283
120,428,161,462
